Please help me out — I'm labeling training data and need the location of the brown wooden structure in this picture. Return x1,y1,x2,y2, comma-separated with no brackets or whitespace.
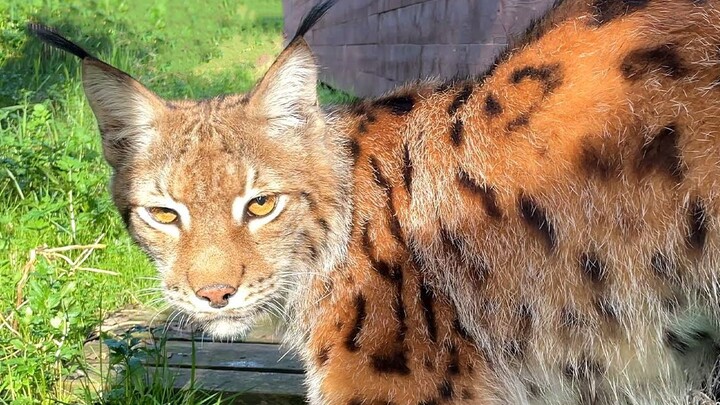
283,0,555,97
75,308,305,404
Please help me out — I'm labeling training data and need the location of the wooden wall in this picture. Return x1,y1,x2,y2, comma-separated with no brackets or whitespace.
282,0,556,97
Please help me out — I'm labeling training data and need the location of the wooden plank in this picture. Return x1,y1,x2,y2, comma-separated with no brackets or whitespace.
148,367,306,400
150,341,304,374
283,0,557,97
311,14,379,46
92,306,284,344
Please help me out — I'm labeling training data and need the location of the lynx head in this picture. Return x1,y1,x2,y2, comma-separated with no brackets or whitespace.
29,0,350,338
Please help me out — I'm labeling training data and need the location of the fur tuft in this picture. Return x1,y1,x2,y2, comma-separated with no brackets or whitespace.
27,23,93,60
292,0,338,40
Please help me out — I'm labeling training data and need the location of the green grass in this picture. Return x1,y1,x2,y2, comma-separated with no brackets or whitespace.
0,0,350,403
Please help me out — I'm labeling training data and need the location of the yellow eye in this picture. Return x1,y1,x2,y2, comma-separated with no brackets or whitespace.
147,207,179,224
247,195,277,217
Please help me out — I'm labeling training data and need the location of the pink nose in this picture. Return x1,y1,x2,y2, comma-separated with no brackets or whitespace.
195,284,237,308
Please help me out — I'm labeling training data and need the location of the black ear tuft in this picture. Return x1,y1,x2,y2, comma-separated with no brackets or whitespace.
27,23,94,60
293,0,338,40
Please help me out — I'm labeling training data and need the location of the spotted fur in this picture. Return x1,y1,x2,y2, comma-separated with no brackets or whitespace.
31,0,720,403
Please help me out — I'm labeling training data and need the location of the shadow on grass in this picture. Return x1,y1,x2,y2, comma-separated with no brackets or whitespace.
0,21,112,107
1,15,268,108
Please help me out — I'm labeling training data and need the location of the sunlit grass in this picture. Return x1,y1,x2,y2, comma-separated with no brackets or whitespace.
0,0,350,402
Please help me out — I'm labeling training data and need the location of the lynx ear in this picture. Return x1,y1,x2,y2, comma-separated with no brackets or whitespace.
28,23,166,168
82,59,166,168
248,38,319,135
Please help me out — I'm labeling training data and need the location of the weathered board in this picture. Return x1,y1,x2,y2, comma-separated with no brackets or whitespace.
282,0,556,97
151,341,303,373
147,368,306,404
71,306,306,403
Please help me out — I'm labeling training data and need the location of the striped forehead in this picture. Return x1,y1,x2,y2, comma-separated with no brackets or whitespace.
163,154,254,206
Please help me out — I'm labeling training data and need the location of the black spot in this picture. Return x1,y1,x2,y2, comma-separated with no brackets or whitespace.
318,218,330,233
120,207,131,228
484,93,503,116
453,316,474,342
440,227,464,257
345,294,366,352
580,252,607,284
510,64,563,95
651,251,678,281
353,104,378,133
370,350,411,375
224,95,251,109
372,259,396,281
447,343,461,375
346,138,361,163
448,84,474,116
369,158,405,245
518,195,557,251
349,101,369,116
435,80,454,93
688,199,708,252
664,329,690,354
317,346,330,366
438,379,454,400
308,243,319,261
420,282,438,343
506,113,530,132
348,398,362,405
392,266,407,341
457,169,503,219
636,124,684,181
579,141,621,180
621,45,687,81
450,119,464,146
373,94,415,115
403,143,413,194
388,215,405,246
591,0,649,25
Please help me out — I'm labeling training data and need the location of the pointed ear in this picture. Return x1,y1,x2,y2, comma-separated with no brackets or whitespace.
248,38,320,135
82,58,165,168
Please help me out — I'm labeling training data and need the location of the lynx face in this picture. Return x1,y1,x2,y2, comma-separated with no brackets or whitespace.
78,41,351,338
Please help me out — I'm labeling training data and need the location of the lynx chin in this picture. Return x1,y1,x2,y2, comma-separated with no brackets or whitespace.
30,0,720,403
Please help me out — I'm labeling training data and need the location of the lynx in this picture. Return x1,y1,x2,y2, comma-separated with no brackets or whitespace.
31,0,720,403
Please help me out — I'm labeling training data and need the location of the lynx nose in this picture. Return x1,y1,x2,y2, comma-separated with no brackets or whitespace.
195,284,237,309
